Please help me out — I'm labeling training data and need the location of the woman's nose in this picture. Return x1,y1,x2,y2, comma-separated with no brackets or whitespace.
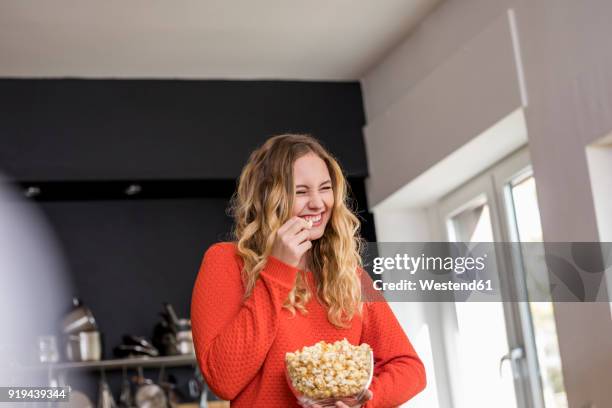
308,191,325,208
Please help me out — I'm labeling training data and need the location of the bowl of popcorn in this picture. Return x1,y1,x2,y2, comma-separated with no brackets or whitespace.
285,338,374,408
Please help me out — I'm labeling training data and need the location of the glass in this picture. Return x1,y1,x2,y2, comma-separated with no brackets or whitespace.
510,175,567,408
448,196,518,408
38,335,59,363
449,196,493,242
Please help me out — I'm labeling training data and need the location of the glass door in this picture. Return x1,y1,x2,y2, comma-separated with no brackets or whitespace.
436,147,566,408
439,173,522,408
494,152,567,408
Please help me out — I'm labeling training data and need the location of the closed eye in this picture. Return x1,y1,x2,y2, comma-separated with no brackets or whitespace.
296,185,331,194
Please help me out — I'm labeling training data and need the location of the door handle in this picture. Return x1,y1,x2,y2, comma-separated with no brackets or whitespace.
499,346,524,379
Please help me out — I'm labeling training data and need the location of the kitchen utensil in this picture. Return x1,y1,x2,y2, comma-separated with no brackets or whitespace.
66,330,102,362
119,367,135,408
163,303,180,330
193,366,208,408
123,335,156,350
152,320,178,356
174,317,190,332
62,297,98,334
113,334,159,358
98,371,117,408
114,344,159,358
187,377,200,400
198,385,208,408
176,328,194,355
135,383,167,408
67,390,94,408
157,368,181,407
38,335,59,363
132,366,168,408
154,303,193,356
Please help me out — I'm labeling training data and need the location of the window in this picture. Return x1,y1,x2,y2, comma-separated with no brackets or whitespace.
503,170,567,408
436,147,567,408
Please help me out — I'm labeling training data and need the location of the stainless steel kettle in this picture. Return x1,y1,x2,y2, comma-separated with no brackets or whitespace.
62,297,98,334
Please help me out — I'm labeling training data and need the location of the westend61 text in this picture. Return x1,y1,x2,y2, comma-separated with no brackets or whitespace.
373,279,493,292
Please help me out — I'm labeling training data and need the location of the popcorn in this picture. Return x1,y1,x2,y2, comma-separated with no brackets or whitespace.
285,338,372,399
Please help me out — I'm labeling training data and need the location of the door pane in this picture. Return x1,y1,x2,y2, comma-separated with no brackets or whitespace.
448,197,518,408
449,196,493,242
510,175,567,408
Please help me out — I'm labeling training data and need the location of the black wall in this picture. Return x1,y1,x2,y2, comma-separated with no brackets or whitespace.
0,79,368,180
0,78,375,403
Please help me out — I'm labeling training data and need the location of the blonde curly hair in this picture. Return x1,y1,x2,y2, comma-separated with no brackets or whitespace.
228,134,366,328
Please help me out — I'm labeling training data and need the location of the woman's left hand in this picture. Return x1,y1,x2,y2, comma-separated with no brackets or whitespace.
334,389,373,407
300,389,373,408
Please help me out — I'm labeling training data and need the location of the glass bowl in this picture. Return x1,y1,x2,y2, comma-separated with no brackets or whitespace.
285,344,374,408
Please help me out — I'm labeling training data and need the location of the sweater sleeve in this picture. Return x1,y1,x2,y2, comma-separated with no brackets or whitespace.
359,270,427,407
190,243,300,400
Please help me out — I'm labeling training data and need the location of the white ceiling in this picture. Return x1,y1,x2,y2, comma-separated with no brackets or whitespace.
0,0,439,80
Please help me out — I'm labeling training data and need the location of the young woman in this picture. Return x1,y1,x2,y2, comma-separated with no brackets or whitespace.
191,134,426,407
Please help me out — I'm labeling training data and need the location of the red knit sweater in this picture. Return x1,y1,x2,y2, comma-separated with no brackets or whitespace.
191,242,426,407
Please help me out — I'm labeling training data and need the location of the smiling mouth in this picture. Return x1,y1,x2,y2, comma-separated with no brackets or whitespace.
300,213,323,223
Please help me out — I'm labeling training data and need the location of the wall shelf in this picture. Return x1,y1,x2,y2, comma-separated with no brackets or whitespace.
27,354,197,371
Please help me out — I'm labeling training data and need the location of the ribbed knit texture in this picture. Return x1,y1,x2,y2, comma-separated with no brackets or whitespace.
191,242,426,407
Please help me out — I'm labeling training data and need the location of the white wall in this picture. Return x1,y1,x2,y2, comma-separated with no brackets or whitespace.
584,135,612,326
373,207,454,408
363,10,522,207
361,1,612,407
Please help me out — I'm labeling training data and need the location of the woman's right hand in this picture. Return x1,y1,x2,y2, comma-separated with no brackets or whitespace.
270,216,313,268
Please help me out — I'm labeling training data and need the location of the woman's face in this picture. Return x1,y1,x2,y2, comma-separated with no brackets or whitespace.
291,152,334,241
